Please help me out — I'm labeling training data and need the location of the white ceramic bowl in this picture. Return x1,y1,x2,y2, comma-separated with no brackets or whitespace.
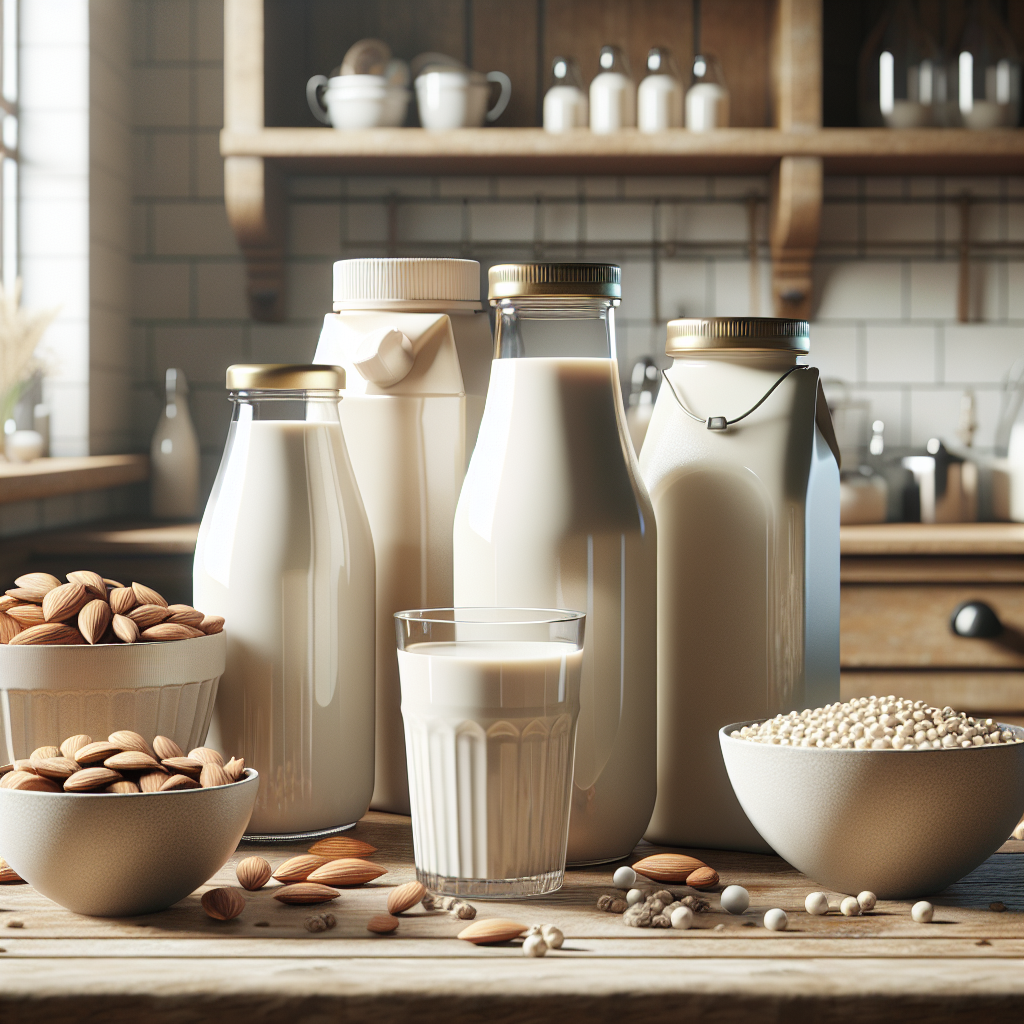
0,633,225,762
720,722,1024,898
0,769,258,916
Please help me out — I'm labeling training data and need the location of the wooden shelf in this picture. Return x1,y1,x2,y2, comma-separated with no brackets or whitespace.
0,456,149,506
840,523,1024,558
222,126,1024,178
24,520,200,556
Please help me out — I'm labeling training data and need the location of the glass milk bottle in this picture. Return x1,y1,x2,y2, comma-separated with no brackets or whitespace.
639,319,840,852
314,258,493,815
194,365,375,839
453,264,657,865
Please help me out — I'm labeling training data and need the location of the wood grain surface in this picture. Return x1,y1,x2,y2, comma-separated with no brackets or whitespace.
0,813,1020,1022
0,456,149,505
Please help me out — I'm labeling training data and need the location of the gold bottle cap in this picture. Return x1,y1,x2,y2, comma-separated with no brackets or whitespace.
488,263,621,301
225,364,346,390
666,318,809,354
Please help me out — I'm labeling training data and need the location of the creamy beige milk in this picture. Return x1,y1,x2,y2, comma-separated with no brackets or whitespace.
399,640,582,883
316,308,492,815
640,353,840,852
194,416,375,835
453,357,657,864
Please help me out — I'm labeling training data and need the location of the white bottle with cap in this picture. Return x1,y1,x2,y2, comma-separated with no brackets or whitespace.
313,258,493,814
639,318,840,852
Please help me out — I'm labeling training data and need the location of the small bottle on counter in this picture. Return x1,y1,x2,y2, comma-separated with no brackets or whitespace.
150,368,201,520
590,45,636,133
544,56,588,132
638,48,683,132
685,53,729,131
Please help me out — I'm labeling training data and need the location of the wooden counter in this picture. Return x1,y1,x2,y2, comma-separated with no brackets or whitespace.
0,456,148,505
0,812,1021,1022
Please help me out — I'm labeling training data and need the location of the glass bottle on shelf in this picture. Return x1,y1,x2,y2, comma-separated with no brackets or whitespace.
150,367,200,520
685,53,729,131
544,56,588,132
638,47,683,132
589,45,636,133
858,0,941,128
952,0,1022,129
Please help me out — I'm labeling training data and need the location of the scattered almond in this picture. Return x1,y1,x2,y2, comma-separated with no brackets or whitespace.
64,767,122,792
273,883,341,905
111,614,140,644
74,741,123,765
42,582,88,623
200,763,232,788
12,573,61,601
307,858,387,887
108,730,153,756
141,622,205,642
108,587,137,614
67,570,106,597
237,856,273,891
152,735,184,760
273,855,332,883
132,582,167,608
9,623,84,645
166,604,204,626
307,836,378,858
367,914,399,934
685,866,720,890
202,887,246,921
106,780,140,793
0,857,24,883
457,919,528,944
78,599,112,645
632,854,709,883
5,604,43,627
128,604,171,630
190,747,225,767
200,614,225,635
59,734,92,759
105,751,161,772
160,773,200,791
387,880,426,916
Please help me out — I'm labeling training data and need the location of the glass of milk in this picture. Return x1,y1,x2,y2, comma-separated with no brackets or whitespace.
396,607,585,897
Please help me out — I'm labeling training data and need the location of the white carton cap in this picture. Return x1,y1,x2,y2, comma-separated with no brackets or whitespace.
333,258,482,309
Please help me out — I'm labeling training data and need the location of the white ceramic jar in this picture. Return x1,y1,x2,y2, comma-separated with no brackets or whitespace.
453,263,657,866
639,318,841,852
414,68,511,129
194,364,375,839
314,259,493,815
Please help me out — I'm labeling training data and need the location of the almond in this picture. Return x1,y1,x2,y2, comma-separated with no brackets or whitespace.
160,773,199,791
6,604,44,627
8,623,83,645
105,751,161,772
60,734,92,759
65,767,122,791
12,572,61,601
103,577,125,589
127,604,171,629
0,763,12,776
67,570,107,598
387,880,426,916
200,614,225,635
166,604,204,626
224,756,246,781
685,866,720,890
152,735,184,760
108,730,153,755
139,771,168,793
307,836,378,858
74,741,123,765
30,745,61,762
457,919,527,944
5,771,60,792
161,756,203,777
42,582,88,623
0,857,24,883
11,759,35,773
106,780,140,793
273,883,340,905
632,853,709,883
200,763,232,788
108,587,137,614
112,614,140,643
141,622,204,641
78,599,112,645
367,914,399,934
273,855,332,883
236,856,273,891
0,610,22,643
132,582,167,608
189,747,225,767
0,595,17,611
202,887,246,921
307,858,387,887
31,757,81,780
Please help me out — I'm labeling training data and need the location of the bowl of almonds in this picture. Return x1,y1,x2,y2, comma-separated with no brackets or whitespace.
0,731,257,916
0,572,225,760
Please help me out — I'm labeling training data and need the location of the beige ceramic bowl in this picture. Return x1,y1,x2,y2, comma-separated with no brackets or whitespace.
0,769,258,916
0,632,225,762
720,722,1024,899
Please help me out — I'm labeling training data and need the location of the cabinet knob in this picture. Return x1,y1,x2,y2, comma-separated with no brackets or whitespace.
950,601,1003,639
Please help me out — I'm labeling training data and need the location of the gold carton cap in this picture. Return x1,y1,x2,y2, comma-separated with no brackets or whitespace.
488,263,621,301
666,318,809,354
225,364,345,390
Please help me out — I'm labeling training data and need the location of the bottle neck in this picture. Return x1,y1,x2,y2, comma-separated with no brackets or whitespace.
493,297,618,360
228,388,342,424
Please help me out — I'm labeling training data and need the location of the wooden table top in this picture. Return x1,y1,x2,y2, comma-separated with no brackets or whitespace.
0,812,1021,1023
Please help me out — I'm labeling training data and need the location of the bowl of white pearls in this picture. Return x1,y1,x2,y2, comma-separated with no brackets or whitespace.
719,696,1024,899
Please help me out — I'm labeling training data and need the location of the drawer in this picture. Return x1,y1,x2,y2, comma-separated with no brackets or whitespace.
840,584,1024,669
841,671,1024,716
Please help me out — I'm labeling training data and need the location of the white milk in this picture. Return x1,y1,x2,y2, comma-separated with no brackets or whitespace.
399,640,583,886
315,259,492,815
453,357,657,864
194,415,375,836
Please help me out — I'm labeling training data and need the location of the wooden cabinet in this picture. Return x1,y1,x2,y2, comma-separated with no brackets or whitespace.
840,524,1024,727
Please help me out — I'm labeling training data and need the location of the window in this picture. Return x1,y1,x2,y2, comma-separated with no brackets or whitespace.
0,0,17,291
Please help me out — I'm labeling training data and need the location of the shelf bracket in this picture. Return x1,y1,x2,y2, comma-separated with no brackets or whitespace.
770,155,822,320
224,156,286,322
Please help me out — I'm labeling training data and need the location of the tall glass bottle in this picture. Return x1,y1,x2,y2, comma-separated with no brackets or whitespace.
452,264,657,865
953,0,1022,128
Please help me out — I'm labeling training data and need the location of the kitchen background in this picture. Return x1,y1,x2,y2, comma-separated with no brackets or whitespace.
2,0,1022,536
